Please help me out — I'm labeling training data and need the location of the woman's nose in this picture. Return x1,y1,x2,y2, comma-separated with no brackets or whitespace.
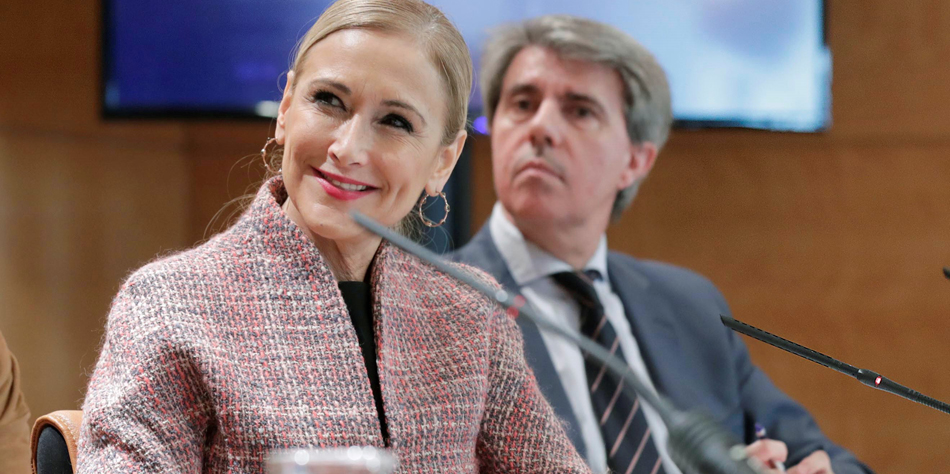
327,116,372,166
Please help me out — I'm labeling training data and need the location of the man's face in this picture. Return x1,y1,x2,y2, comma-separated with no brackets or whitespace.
490,46,653,229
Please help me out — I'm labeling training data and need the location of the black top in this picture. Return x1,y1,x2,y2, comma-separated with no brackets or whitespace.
338,280,389,445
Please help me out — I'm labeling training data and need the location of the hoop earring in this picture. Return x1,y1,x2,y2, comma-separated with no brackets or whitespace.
418,191,450,228
261,137,280,174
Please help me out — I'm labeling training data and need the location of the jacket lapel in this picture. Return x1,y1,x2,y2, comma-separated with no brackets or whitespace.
455,226,588,460
606,253,702,409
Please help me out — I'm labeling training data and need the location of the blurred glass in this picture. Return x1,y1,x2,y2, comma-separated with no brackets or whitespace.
266,447,396,474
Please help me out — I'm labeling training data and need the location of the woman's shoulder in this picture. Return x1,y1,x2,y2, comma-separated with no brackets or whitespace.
103,236,254,343
116,228,252,302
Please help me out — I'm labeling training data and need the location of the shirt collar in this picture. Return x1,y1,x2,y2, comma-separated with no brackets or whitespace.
488,202,610,287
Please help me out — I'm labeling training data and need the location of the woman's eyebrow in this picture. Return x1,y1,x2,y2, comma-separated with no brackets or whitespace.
309,78,351,95
383,99,427,127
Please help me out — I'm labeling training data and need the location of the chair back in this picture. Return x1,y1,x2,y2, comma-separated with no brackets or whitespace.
31,410,83,474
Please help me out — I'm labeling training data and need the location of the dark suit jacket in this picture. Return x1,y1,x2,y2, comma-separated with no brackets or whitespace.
454,224,872,474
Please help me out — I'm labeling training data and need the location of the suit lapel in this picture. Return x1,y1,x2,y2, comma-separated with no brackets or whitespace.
606,254,695,407
456,226,588,460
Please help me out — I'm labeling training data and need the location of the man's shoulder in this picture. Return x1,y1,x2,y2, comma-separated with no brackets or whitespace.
607,251,713,286
607,251,728,308
451,225,496,264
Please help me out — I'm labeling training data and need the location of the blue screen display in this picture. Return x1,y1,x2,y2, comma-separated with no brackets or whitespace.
104,0,829,131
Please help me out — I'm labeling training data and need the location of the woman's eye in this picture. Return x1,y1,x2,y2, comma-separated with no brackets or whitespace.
312,91,344,109
381,114,413,133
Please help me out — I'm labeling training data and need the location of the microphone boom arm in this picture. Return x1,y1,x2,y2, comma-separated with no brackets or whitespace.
721,315,950,415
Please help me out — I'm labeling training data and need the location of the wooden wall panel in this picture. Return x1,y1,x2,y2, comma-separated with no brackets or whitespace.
0,0,183,141
829,0,950,140
0,132,189,418
184,123,272,244
0,0,191,421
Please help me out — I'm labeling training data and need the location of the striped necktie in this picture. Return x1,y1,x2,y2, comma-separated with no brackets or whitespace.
551,270,666,474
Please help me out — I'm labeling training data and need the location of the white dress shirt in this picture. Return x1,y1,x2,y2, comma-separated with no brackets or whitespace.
488,203,682,474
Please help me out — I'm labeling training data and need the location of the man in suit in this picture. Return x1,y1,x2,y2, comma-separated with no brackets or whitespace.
454,15,871,474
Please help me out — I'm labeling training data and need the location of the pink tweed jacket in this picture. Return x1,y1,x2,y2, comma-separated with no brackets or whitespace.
78,178,590,473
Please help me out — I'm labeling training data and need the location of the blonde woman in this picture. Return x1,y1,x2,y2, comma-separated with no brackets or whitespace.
77,0,591,472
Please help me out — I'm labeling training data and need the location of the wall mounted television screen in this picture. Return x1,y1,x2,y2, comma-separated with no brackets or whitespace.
103,0,829,132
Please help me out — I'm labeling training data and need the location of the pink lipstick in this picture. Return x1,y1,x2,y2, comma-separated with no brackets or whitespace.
313,168,377,201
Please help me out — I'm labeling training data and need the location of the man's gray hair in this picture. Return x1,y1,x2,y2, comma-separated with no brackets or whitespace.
481,15,673,221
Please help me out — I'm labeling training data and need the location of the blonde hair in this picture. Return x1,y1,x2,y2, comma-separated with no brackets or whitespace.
481,15,672,221
293,0,471,146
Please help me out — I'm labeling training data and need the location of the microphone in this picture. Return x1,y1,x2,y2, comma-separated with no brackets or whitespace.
721,315,950,415
351,211,765,474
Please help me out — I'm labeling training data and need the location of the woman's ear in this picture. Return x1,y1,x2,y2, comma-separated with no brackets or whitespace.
425,129,468,195
275,71,296,144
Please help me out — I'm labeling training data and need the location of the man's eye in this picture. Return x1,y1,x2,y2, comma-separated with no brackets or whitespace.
572,106,593,118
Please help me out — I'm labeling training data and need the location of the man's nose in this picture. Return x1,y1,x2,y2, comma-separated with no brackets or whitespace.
527,99,564,151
